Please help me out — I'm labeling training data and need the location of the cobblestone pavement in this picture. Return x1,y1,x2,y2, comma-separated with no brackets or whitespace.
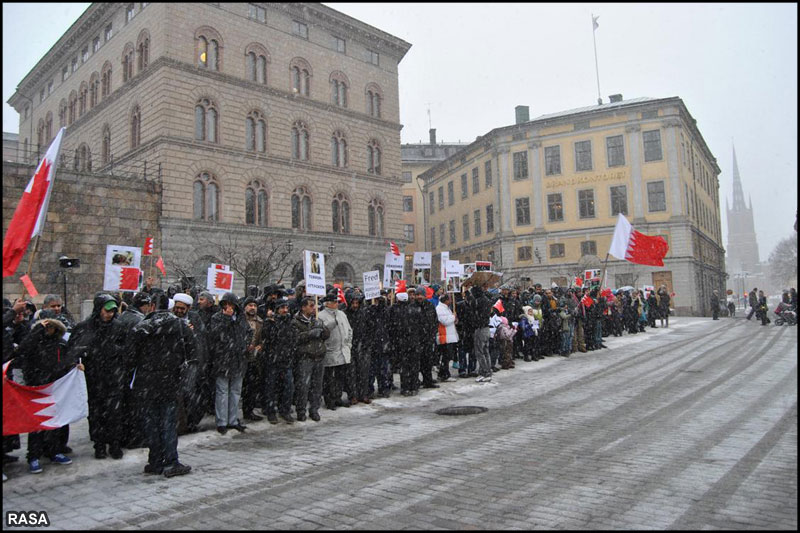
3,317,797,530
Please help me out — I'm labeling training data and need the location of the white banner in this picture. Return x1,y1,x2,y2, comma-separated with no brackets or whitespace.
304,250,327,296
363,270,381,300
440,251,449,281
103,244,143,292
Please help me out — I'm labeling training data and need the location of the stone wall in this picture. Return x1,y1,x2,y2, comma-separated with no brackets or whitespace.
2,161,160,311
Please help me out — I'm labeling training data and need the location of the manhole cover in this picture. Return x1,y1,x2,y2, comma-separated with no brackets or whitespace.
435,406,488,416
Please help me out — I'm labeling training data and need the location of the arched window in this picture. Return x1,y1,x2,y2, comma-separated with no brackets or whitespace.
330,71,349,108
366,83,383,118
36,120,44,148
291,186,312,230
196,27,221,71
45,112,53,142
290,58,311,96
73,144,91,172
195,98,218,143
245,44,268,84
130,105,141,149
331,192,350,234
89,73,99,108
332,263,355,285
68,91,77,125
137,31,150,72
193,172,219,221
368,198,385,237
58,100,67,129
122,43,135,82
245,111,266,153
367,139,382,175
291,120,309,160
330,130,347,167
245,180,268,226
101,62,112,99
102,124,111,165
78,83,88,117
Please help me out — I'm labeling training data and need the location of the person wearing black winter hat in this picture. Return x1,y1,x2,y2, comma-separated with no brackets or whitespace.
261,297,297,423
240,297,264,422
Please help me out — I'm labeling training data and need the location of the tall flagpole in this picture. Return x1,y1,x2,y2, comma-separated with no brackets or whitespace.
592,14,602,105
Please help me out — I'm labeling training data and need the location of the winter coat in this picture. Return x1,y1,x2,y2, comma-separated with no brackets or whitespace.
244,314,264,364
470,286,493,328
364,302,392,355
116,307,146,332
319,306,352,367
388,300,415,353
435,301,459,344
417,298,439,344
207,292,252,378
489,313,502,338
293,311,329,360
261,313,297,368
495,317,516,342
130,310,195,403
345,305,368,354
15,318,72,386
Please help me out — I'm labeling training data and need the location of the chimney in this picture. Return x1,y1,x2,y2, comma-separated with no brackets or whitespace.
609,94,623,103
429,128,436,145
515,105,530,124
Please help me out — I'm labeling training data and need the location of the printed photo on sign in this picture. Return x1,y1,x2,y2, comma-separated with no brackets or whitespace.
207,265,235,295
103,244,143,292
384,267,404,288
446,275,461,293
412,267,431,285
462,263,477,278
303,250,327,296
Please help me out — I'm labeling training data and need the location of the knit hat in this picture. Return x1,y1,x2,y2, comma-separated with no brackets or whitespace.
242,296,257,308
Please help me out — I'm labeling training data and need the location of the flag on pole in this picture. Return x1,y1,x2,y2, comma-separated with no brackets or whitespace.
608,214,669,266
581,294,594,308
3,128,66,277
3,361,88,436
143,236,154,256
333,283,347,304
19,274,39,297
155,256,166,276
493,299,505,314
592,15,599,30
394,279,406,293
389,241,401,256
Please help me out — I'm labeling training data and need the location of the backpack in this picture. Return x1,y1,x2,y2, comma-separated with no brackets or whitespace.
520,317,535,339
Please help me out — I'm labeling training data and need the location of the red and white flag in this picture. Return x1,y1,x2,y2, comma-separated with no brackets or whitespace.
333,283,347,304
493,299,505,314
608,214,669,267
394,279,406,293
389,241,401,256
143,237,154,256
155,256,166,276
3,361,88,436
3,128,66,277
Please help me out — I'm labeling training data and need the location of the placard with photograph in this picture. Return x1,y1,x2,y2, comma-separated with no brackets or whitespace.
103,244,143,292
304,250,327,296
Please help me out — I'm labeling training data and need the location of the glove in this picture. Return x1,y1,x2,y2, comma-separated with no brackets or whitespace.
309,327,322,339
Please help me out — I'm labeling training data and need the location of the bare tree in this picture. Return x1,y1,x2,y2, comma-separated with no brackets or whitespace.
768,233,798,288
197,233,295,290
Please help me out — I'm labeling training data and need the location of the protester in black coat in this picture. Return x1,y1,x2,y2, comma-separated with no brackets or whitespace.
415,287,440,389
67,293,126,459
261,299,297,423
364,296,393,397
389,292,420,395
117,293,152,448
345,292,371,403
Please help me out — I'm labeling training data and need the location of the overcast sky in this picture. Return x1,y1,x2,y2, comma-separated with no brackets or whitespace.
3,3,797,263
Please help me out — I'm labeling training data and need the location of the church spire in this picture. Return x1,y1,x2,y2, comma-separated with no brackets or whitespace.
731,142,747,211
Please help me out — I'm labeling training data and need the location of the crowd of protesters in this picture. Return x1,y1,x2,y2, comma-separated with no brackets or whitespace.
5,277,795,481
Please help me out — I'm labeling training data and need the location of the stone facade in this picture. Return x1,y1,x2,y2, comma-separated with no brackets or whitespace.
419,97,726,316
2,161,160,309
8,3,411,293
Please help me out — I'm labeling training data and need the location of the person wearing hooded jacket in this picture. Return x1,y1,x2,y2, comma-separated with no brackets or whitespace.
207,292,252,434
261,297,297,423
129,292,194,477
67,293,126,460
116,292,153,448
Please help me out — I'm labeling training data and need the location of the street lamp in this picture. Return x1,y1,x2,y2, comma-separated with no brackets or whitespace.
328,241,336,255
58,255,80,312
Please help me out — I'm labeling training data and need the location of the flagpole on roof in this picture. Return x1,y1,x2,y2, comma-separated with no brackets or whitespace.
592,14,602,105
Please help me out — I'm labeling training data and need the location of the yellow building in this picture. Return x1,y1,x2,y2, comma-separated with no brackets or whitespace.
420,96,726,316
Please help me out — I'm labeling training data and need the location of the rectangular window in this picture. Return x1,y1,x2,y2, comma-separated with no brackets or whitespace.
643,130,663,162
62,65,69,81
126,4,135,23
515,197,531,225
39,87,45,103
547,193,564,222
93,37,100,53
249,4,266,23
610,185,628,216
82,46,89,63
438,186,444,210
404,224,415,242
440,224,445,248
545,145,561,175
575,140,592,171
581,240,597,256
47,80,53,94
402,171,412,183
641,110,658,120
474,209,481,236
72,57,78,73
403,196,414,212
462,214,470,241
368,49,379,66
449,220,456,245
429,191,435,214
105,23,113,42
578,189,595,219
447,181,454,206
335,36,346,53
431,227,436,250
550,243,565,258
486,205,494,233
647,181,667,212
293,20,308,39
518,246,532,261
472,167,479,194
461,174,468,199
513,151,528,179
484,160,493,188
606,135,625,167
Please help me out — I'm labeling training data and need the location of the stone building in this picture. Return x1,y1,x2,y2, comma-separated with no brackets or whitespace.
420,96,726,316
8,2,411,293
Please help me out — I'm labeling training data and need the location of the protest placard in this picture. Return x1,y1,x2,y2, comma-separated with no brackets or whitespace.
363,270,381,300
103,244,142,292
412,251,432,285
383,251,405,287
304,250,327,296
